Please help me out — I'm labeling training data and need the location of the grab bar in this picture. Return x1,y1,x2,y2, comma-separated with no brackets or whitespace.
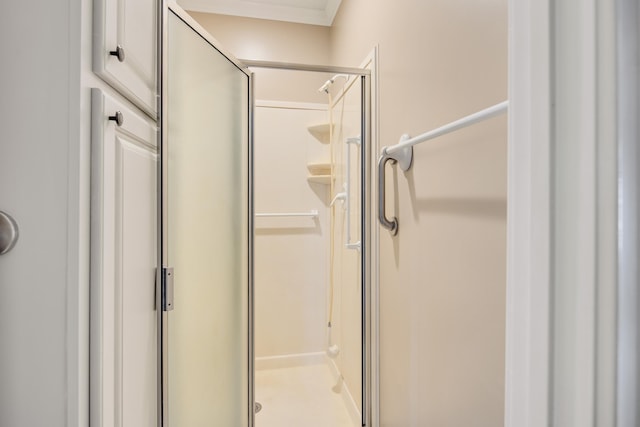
345,137,361,250
378,101,508,235
255,210,319,218
378,152,399,235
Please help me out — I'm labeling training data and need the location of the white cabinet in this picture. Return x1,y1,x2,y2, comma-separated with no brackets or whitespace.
90,89,158,427
91,0,159,424
93,0,157,116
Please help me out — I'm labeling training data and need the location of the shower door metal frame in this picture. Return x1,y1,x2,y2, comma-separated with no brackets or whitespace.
240,59,373,427
158,2,255,426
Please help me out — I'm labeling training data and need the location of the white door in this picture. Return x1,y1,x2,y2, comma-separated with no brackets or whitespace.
90,89,158,427
93,0,157,116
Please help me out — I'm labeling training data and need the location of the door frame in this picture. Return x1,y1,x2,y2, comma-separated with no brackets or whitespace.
506,0,619,424
320,48,380,427
238,58,375,426
504,0,553,423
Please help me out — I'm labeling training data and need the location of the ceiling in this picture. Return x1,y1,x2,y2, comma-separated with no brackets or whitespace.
178,0,343,26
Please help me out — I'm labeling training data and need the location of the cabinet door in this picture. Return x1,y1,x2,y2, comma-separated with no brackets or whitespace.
93,0,157,117
90,89,158,427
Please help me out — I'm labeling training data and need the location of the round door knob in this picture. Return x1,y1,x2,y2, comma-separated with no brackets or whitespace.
108,111,124,127
109,45,125,62
0,211,19,255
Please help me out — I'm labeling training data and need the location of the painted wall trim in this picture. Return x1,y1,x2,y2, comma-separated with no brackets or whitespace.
178,0,343,26
617,0,640,424
507,0,619,425
505,0,552,425
364,46,380,427
67,0,88,424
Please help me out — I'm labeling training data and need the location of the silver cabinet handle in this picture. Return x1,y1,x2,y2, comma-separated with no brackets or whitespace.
108,111,124,126
378,152,398,235
0,211,19,255
109,45,125,62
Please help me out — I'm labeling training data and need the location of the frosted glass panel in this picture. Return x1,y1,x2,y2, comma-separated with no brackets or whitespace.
167,11,250,426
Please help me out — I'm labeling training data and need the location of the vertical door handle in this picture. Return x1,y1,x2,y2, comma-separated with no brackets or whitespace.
162,268,174,311
378,153,398,235
0,210,19,255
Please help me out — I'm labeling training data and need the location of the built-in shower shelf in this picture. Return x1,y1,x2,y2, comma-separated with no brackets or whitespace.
307,162,331,175
307,175,331,184
307,162,331,184
307,124,333,144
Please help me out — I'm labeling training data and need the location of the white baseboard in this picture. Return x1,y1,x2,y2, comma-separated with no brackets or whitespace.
326,357,361,426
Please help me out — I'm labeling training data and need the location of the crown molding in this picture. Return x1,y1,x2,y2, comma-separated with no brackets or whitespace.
178,0,342,26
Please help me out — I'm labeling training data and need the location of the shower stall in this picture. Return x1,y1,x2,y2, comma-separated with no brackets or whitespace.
159,5,372,425
252,69,366,427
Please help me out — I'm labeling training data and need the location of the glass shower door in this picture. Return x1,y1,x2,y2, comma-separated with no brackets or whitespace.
162,7,252,426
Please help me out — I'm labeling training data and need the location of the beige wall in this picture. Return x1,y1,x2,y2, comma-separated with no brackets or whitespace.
331,0,507,426
253,103,330,358
189,12,333,104
190,2,508,425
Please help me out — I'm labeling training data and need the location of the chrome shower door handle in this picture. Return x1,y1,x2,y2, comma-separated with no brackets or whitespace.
378,152,398,235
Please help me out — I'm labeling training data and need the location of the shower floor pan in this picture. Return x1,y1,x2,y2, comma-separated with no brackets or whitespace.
255,360,359,427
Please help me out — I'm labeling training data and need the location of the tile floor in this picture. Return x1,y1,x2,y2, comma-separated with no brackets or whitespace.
255,362,358,427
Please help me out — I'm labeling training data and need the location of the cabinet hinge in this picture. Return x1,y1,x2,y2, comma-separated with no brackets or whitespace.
162,267,174,311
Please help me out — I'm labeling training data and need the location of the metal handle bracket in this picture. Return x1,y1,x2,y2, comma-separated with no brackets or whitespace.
162,267,174,311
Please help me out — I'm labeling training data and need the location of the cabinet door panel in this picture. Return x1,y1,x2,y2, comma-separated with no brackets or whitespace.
93,0,157,116
90,88,158,427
